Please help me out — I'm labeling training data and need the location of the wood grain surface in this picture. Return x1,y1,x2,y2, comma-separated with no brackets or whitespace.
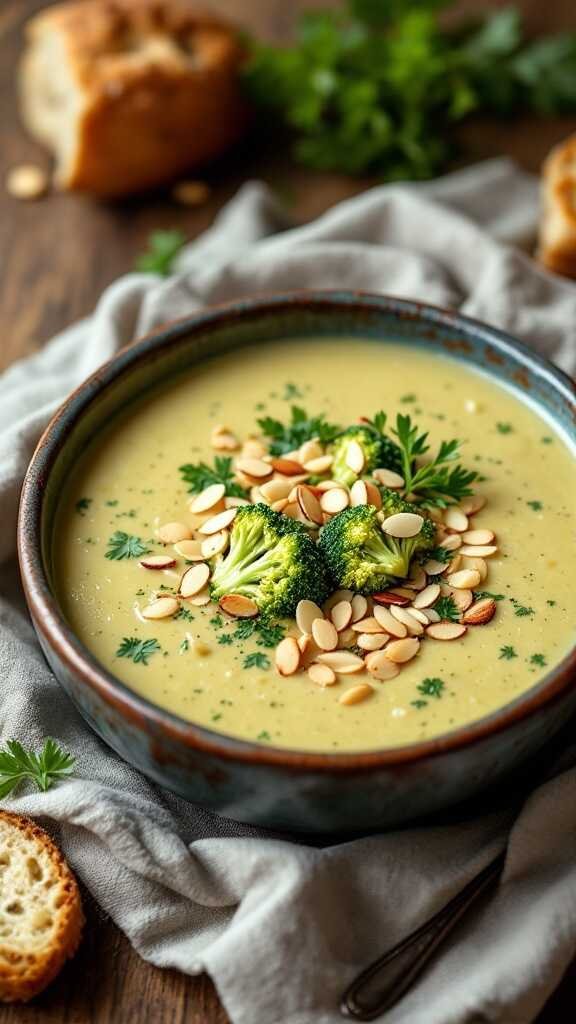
0,0,574,1020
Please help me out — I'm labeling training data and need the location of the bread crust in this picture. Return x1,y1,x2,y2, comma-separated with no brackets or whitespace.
20,0,248,196
537,134,576,279
0,810,84,1003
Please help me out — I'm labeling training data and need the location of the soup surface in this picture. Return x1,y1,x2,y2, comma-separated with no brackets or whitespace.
54,339,576,751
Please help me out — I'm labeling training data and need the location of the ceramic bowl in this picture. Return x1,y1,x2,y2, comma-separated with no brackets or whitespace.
18,292,576,832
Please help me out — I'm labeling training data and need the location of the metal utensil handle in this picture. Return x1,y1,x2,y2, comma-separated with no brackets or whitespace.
340,850,506,1021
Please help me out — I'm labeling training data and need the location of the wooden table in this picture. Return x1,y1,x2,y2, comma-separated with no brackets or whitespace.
1,0,574,1019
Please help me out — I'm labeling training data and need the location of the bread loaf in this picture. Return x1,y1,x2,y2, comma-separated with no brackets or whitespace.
537,134,576,279
19,0,247,197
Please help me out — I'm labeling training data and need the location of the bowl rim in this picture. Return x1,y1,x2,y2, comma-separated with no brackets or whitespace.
17,290,576,774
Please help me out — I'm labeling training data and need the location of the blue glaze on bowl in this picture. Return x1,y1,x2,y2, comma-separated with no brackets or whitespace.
18,292,576,832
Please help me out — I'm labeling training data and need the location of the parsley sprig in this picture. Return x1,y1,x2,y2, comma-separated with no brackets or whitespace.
392,414,478,508
106,531,150,561
0,739,75,798
257,406,340,457
179,456,248,499
116,637,161,664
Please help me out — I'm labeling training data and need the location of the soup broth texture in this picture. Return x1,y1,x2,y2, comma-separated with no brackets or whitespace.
55,339,576,752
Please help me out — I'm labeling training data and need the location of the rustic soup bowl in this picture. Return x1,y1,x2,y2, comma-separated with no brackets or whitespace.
18,292,576,832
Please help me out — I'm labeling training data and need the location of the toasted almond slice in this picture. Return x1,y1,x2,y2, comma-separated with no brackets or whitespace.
372,468,405,489
408,607,429,626
259,478,294,503
422,559,447,576
199,508,238,535
271,498,289,513
189,483,226,515
463,598,497,625
312,618,338,651
365,481,382,509
242,438,268,459
275,637,301,676
426,622,467,640
296,485,323,526
460,494,486,516
323,589,354,613
282,501,299,519
405,567,427,591
460,556,488,582
225,496,251,508
372,591,410,607
447,569,481,590
384,637,420,664
441,585,473,613
235,457,273,480
299,439,323,464
331,600,353,632
211,429,239,451
346,440,365,474
462,529,495,546
296,599,324,635
412,583,441,609
157,521,192,544
423,608,441,623
357,632,388,652
316,651,365,674
443,507,469,532
388,588,416,600
365,651,400,680
201,530,229,559
173,540,203,561
351,594,368,623
316,479,341,492
439,534,462,552
320,488,349,515
446,554,462,574
390,606,424,636
459,544,498,557
219,593,259,618
141,596,179,620
179,563,210,598
269,457,305,476
351,616,386,635
338,627,357,649
381,512,423,538
297,633,313,656
139,554,177,570
339,683,374,706
350,480,368,506
304,454,333,474
373,604,407,638
308,663,337,687
188,589,211,606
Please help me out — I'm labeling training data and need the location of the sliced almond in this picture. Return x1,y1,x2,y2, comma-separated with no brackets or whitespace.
381,512,423,538
235,457,273,480
296,485,323,526
462,529,495,546
179,563,210,598
173,539,204,561
357,633,388,651
141,597,179,620
388,588,416,600
139,554,176,570
308,663,337,687
423,559,447,576
372,591,410,607
443,507,469,532
219,594,259,618
271,498,289,513
283,501,299,519
270,458,305,476
426,622,467,640
365,481,382,509
157,521,192,544
412,583,441,609
365,651,400,680
316,651,365,674
372,468,404,489
408,607,429,626
323,589,354,613
441,584,473,613
344,440,364,475
316,479,341,492
312,618,338,651
423,608,441,623
463,598,497,625
406,567,427,591
304,454,333,474
339,683,374,706
351,594,368,622
299,439,323,464
447,569,481,590
259,478,294,504
349,479,368,507
373,604,407,638
242,438,268,459
384,637,420,664
225,496,251,508
459,544,498,557
296,599,324,635
320,488,349,515
201,531,229,559
460,556,488,582
188,589,211,606
275,637,301,676
199,507,238,535
447,554,462,575
390,605,424,636
338,627,357,649
331,600,353,632
351,616,386,635
189,484,226,515
460,494,486,516
439,534,462,552
211,427,239,451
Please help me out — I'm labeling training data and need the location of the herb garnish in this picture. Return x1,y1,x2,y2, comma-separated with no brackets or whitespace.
510,599,534,617
499,645,517,660
475,591,505,602
546,600,556,607
116,637,161,664
135,229,186,276
256,730,271,741
257,405,340,457
217,634,234,646
392,415,477,508
106,531,150,560
282,382,303,400
75,497,92,516
496,422,514,435
174,608,194,622
179,638,190,654
243,652,271,670
0,739,75,798
526,500,543,511
411,677,446,708
529,653,547,667
433,596,460,622
179,455,248,499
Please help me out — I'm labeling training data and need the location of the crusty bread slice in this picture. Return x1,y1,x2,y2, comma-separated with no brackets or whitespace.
0,811,84,1002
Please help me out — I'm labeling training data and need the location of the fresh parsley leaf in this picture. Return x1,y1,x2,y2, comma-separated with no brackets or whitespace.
210,614,224,629
529,653,547,667
135,229,186,276
106,531,150,561
392,414,477,508
475,591,505,602
255,621,285,648
496,422,514,434
116,637,161,664
433,596,460,622
546,600,556,607
179,456,247,499
425,546,451,565
526,500,543,511
75,497,92,516
232,619,258,642
499,645,517,660
400,394,417,404
510,599,534,618
218,633,234,646
0,739,75,798
174,608,194,622
179,638,190,654
417,677,445,699
410,699,428,710
364,410,387,435
257,405,340,457
256,730,271,741
243,652,271,670
541,436,553,445
282,382,303,400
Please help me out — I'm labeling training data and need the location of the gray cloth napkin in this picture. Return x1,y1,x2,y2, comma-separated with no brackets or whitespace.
1,159,575,1024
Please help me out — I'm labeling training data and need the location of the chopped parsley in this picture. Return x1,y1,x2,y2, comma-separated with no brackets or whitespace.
541,436,553,444
282,382,303,400
174,608,194,622
210,614,224,629
496,422,514,434
75,497,92,516
217,633,234,646
475,591,505,602
410,699,428,710
400,394,417,404
526,500,543,511
105,499,119,507
510,599,534,618
499,645,517,660
105,531,150,560
546,600,556,607
0,739,75,798
116,637,161,664
256,730,271,741
433,596,460,622
229,618,285,648
179,638,190,654
243,652,271,670
179,455,248,499
257,405,340,457
417,677,445,699
426,546,452,565
529,653,547,668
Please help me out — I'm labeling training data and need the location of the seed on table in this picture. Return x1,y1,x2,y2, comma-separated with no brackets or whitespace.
158,521,192,544
351,594,368,622
316,651,365,674
174,539,205,560
199,507,238,535
308,663,337,687
201,530,229,559
458,544,498,557
423,608,441,623
350,480,368,506
304,454,334,474
384,638,420,664
345,440,365,474
189,483,226,514
312,618,339,651
330,600,353,632
365,651,400,680
381,512,423,538
339,683,374,706
357,633,388,651
390,606,424,636
373,604,407,638
275,637,301,676
179,563,210,598
299,439,323,464
351,616,386,634
463,598,497,625
426,622,467,640
372,468,404,489
316,480,341,491
296,599,324,635
443,507,469,532
447,569,481,590
388,587,417,600
219,594,259,618
139,554,177,570
412,583,441,609
320,488,350,515
462,529,495,546
141,597,179,620
460,556,488,581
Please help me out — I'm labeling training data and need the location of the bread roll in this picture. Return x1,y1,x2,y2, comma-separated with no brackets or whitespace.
19,0,247,197
537,134,576,279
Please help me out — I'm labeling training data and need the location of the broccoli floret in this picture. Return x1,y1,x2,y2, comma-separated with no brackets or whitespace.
210,503,330,618
330,426,402,486
318,499,436,595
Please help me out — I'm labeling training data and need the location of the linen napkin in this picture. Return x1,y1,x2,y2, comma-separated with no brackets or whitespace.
1,158,575,1024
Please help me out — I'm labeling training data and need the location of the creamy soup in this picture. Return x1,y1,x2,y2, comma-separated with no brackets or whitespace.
54,339,576,752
